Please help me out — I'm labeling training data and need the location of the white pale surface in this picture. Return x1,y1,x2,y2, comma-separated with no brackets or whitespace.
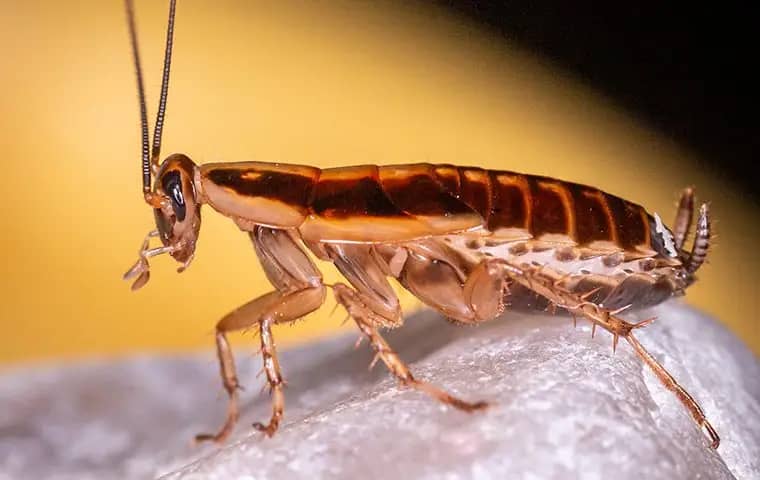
0,302,757,480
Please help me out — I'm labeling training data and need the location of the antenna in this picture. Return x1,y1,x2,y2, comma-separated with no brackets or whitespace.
125,0,151,193
150,0,178,173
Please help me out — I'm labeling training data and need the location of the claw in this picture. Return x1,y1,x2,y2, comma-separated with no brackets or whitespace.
702,421,721,449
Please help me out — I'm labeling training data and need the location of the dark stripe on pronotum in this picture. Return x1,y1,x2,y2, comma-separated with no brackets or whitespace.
207,168,315,208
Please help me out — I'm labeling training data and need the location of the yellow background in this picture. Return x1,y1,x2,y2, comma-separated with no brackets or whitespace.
1,0,758,364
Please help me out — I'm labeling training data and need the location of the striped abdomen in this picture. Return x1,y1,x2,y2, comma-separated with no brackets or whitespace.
199,162,668,257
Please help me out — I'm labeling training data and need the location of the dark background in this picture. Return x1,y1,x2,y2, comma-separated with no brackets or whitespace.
437,2,756,202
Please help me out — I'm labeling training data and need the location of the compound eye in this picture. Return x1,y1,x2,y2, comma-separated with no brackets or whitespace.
162,170,186,221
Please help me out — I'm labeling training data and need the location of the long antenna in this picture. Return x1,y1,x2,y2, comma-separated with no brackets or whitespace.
125,0,151,193
150,0,178,172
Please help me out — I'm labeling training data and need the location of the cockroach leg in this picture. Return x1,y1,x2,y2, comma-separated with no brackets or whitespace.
333,283,488,412
327,242,493,413
196,227,326,443
194,286,325,443
324,243,477,403
625,332,720,448
194,326,242,444
672,187,695,251
324,244,403,328
252,317,285,437
501,262,720,449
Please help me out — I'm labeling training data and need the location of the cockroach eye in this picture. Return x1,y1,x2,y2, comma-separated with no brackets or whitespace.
170,182,186,221
162,170,186,221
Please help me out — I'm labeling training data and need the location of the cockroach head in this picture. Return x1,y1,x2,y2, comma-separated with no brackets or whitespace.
125,0,199,275
150,153,201,264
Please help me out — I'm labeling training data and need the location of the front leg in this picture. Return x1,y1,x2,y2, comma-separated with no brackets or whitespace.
195,227,325,443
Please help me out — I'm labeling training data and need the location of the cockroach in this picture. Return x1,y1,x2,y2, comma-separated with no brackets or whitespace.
123,0,719,448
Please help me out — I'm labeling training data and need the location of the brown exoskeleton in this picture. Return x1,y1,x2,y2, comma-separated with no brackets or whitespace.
123,0,719,448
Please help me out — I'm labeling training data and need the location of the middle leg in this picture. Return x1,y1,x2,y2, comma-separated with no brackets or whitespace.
324,243,488,411
333,283,488,411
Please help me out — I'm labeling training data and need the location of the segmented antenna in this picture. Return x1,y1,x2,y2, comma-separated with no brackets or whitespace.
125,0,151,193
150,0,178,172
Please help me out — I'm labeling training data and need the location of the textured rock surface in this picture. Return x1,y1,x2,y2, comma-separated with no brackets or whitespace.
0,302,758,480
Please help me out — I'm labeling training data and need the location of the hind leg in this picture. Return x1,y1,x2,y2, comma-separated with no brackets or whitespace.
500,261,720,449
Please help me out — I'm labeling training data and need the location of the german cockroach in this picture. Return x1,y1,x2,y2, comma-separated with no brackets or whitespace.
123,0,719,448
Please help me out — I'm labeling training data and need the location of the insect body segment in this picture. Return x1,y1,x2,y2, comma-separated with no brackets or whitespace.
200,162,317,228
123,0,719,449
